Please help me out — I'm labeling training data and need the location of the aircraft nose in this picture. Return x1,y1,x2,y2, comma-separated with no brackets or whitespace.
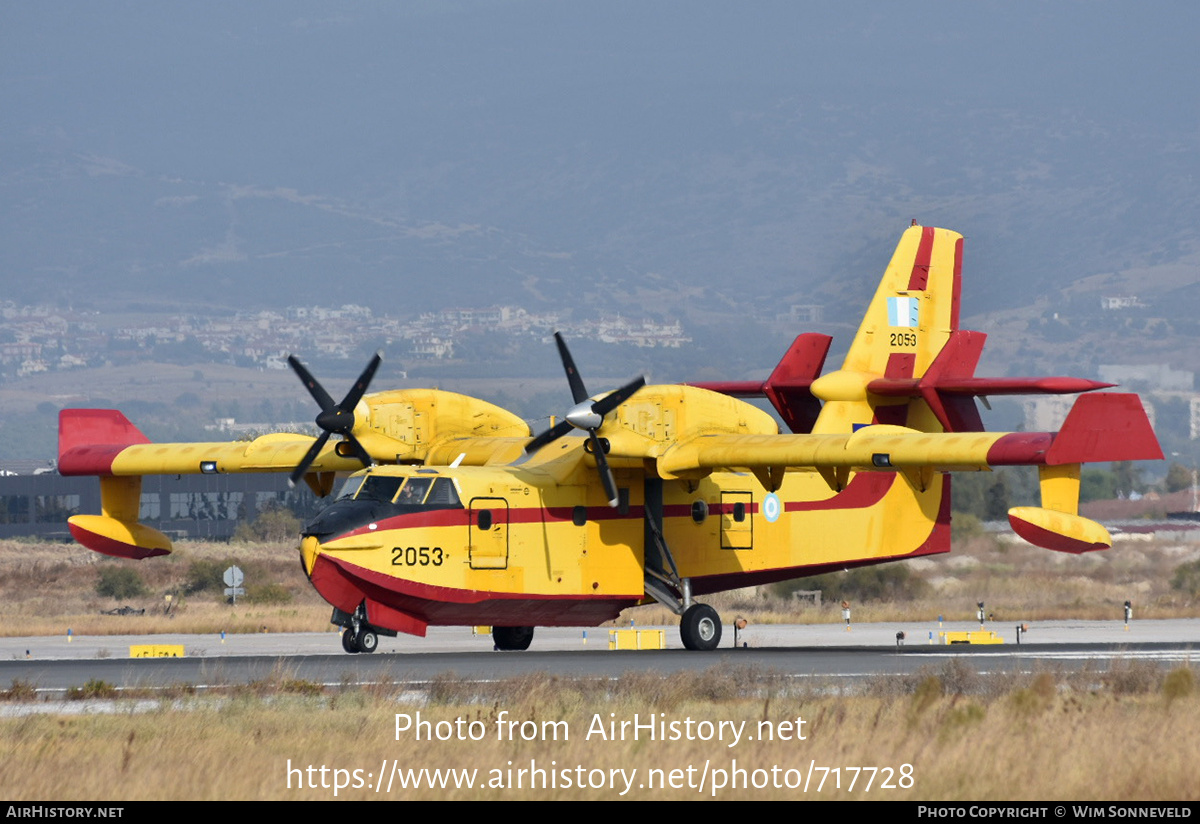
300,535,321,576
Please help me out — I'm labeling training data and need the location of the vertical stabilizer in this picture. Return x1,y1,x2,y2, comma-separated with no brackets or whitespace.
810,225,963,433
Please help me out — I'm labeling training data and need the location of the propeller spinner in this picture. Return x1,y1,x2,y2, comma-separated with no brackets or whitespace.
287,351,383,486
525,333,645,507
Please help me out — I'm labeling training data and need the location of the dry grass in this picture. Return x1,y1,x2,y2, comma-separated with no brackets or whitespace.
0,539,330,636
1,665,1198,801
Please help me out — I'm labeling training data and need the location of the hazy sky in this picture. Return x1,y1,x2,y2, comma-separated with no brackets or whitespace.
2,2,1197,315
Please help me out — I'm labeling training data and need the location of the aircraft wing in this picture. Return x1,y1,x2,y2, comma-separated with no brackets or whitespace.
57,409,365,477
658,393,1161,481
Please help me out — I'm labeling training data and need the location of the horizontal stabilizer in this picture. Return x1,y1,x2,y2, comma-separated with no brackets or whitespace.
864,331,1115,432
1007,507,1111,554
689,333,831,432
868,376,1116,397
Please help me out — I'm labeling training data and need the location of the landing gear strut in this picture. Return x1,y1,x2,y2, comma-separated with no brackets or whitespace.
493,625,535,651
680,603,722,651
642,480,724,651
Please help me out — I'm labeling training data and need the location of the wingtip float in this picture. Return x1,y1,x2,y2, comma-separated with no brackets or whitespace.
57,224,1162,653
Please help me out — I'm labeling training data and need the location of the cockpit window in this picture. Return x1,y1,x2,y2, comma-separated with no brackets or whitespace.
425,478,461,507
335,476,365,500
391,477,462,512
356,475,405,503
396,477,433,506
307,473,465,539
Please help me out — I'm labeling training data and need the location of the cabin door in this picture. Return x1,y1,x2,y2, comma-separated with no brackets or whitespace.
468,497,510,569
720,491,753,549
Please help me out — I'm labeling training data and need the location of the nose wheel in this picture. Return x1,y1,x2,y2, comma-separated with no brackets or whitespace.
680,603,722,651
341,627,379,654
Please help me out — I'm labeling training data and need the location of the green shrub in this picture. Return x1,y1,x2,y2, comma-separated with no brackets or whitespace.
95,566,148,599
67,679,117,700
184,559,226,594
951,512,985,541
1171,559,1200,597
245,582,293,605
234,505,301,542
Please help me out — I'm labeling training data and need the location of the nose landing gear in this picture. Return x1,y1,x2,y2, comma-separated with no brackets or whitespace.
342,627,379,654
332,604,390,654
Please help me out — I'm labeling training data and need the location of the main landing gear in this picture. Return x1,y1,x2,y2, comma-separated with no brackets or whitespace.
645,572,725,651
679,603,722,651
493,625,535,651
642,483,723,651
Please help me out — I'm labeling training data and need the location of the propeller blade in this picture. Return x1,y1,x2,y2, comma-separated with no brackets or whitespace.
287,352,384,483
533,334,638,506
589,431,620,507
342,432,374,468
287,355,337,412
555,333,590,404
289,430,331,487
340,351,383,411
592,376,646,417
525,418,574,454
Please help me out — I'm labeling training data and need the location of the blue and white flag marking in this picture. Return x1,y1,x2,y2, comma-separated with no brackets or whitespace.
887,296,919,328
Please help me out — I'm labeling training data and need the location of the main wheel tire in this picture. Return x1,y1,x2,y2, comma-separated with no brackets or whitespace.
356,629,379,654
680,603,722,651
493,625,535,651
341,629,359,654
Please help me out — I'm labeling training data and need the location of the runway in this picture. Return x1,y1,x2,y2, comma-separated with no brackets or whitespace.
3,619,1197,694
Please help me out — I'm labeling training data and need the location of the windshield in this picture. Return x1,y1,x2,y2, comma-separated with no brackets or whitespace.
354,475,405,503
335,476,365,500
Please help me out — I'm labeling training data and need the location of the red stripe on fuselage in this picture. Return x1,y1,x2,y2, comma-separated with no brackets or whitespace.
785,472,895,511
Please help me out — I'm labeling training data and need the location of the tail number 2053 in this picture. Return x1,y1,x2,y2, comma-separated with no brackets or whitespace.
392,547,444,566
